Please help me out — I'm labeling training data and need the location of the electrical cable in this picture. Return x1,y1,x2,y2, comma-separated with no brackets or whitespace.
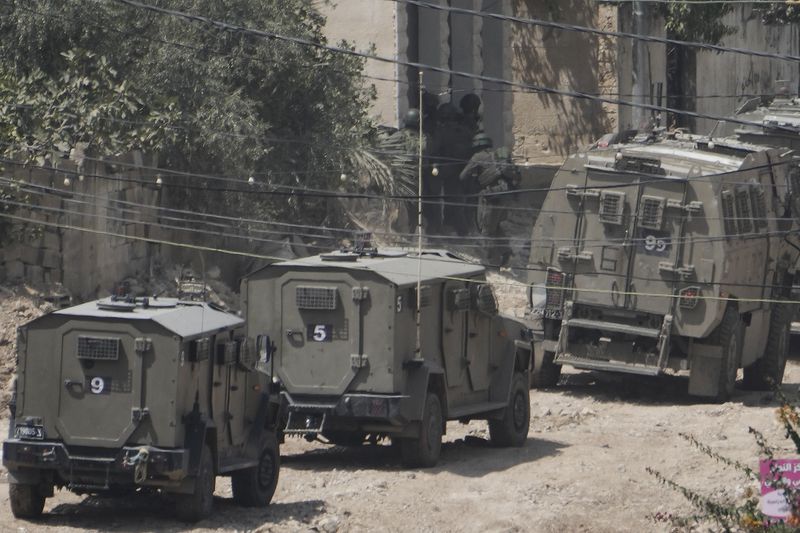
1,207,798,305
392,0,800,64
6,0,791,103
105,0,800,134
4,188,800,291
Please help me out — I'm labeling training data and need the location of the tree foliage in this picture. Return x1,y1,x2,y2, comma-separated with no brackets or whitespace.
759,3,800,25
0,0,375,233
659,0,734,43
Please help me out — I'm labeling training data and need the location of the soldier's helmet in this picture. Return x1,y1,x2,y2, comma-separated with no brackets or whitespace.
472,132,493,149
460,93,482,115
404,108,421,129
437,102,460,122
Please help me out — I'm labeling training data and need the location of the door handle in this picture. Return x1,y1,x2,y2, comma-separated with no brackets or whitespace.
286,329,303,339
64,379,83,392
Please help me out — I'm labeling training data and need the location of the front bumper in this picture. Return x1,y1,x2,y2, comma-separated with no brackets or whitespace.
3,439,190,489
281,392,407,434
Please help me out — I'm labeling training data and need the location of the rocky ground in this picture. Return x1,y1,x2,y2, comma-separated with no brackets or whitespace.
0,280,798,532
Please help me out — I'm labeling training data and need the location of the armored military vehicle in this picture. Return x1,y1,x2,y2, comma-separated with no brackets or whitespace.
243,249,531,467
527,131,799,401
4,296,280,521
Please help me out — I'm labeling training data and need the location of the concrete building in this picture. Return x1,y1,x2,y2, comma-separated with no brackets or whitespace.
321,1,799,161
320,0,620,163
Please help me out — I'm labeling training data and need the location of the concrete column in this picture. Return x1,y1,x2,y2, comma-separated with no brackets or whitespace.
450,0,482,105
481,0,511,147
418,0,450,102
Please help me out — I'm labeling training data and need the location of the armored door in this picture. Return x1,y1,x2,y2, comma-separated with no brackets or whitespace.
465,310,491,395
564,164,687,315
56,323,145,448
441,280,468,392
278,276,362,396
211,336,249,448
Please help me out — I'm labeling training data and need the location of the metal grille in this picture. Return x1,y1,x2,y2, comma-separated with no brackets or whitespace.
721,190,736,238
735,188,752,234
296,286,337,310
599,191,625,225
639,196,664,230
77,336,120,361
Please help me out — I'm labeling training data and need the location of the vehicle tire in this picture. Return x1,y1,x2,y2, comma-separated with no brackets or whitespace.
400,392,443,468
530,350,561,388
232,433,280,508
489,372,530,447
743,303,793,390
322,430,366,447
711,306,743,403
175,444,215,522
9,483,45,519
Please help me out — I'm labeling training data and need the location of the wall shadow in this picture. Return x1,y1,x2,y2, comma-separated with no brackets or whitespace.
282,434,565,477
512,0,616,155
39,493,325,531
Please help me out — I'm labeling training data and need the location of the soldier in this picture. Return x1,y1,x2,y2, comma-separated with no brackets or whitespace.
386,109,440,233
459,93,482,136
460,133,517,264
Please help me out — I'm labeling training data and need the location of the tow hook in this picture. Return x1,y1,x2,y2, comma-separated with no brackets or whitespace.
123,447,150,484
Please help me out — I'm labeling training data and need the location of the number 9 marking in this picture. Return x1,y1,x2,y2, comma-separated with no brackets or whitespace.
90,377,105,394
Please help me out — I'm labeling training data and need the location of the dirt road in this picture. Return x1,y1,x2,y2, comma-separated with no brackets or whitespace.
0,361,796,533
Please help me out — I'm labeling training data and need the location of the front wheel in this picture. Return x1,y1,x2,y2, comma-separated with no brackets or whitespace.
175,444,215,522
489,372,530,447
743,303,793,390
530,349,561,388
9,483,45,519
710,306,743,403
400,392,443,468
232,433,280,507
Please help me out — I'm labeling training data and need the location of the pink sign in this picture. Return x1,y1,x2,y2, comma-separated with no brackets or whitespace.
760,459,800,519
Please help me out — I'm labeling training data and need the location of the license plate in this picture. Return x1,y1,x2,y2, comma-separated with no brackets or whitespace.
15,425,44,440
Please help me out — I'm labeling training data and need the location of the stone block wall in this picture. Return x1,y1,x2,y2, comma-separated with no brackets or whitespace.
0,153,161,299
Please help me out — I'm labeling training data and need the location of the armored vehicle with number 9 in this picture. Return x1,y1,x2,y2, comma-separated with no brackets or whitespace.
243,249,532,467
4,296,281,522
527,131,800,401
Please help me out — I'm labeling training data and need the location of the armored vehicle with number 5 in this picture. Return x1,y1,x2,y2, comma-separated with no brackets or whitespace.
4,296,281,522
527,131,800,401
243,249,531,467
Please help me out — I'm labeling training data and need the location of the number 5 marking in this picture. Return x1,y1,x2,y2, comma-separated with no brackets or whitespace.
90,377,105,394
313,325,327,341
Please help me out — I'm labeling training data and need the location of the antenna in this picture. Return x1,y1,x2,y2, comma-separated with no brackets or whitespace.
415,70,424,362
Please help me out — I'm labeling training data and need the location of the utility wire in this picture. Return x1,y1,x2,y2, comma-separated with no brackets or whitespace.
106,0,800,134
8,175,795,247
7,0,790,103
2,207,797,304
4,181,800,272
393,0,800,63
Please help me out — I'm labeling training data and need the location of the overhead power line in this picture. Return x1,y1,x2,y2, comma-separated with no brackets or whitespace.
107,0,800,134
393,0,800,64
1,207,798,303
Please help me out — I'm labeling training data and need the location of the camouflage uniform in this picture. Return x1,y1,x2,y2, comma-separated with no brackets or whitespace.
460,143,518,264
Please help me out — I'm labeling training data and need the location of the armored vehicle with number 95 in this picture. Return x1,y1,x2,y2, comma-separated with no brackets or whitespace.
527,131,800,401
4,296,281,522
242,248,532,467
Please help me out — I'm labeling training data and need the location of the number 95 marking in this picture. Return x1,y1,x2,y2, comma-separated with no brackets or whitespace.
87,376,111,394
